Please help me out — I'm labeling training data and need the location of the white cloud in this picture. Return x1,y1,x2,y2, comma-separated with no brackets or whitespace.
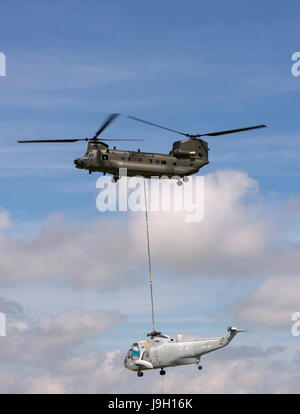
0,212,140,289
138,170,272,277
0,308,125,365
237,274,300,328
0,170,278,289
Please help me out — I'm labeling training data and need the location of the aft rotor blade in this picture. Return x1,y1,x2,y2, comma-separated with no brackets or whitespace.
103,138,145,141
129,115,266,139
128,116,189,137
199,124,266,137
93,113,120,139
18,139,88,143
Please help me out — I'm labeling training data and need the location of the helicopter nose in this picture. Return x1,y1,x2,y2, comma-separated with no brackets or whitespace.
124,358,134,371
74,158,84,168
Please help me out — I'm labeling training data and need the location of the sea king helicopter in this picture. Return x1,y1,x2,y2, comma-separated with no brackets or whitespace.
18,113,266,185
124,327,246,377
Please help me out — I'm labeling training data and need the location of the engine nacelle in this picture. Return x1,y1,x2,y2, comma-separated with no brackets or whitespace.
170,138,208,160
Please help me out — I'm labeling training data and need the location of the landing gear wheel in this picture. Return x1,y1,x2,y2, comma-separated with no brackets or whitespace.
183,176,189,183
160,369,166,376
198,365,203,370
177,180,183,187
137,371,143,377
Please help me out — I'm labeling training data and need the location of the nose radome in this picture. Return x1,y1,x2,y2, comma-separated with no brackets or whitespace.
74,158,83,168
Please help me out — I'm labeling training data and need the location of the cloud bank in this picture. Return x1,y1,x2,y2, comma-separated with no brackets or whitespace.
0,170,283,288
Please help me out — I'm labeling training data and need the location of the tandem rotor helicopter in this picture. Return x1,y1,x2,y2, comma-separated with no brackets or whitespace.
18,113,266,185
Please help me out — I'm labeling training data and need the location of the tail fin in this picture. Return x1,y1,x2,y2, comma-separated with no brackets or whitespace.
227,326,247,334
223,326,247,345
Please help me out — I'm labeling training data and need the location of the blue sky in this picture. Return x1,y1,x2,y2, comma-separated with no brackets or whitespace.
0,0,299,393
0,0,300,223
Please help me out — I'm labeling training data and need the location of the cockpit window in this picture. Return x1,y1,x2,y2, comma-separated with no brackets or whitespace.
132,349,140,358
126,348,141,359
83,152,94,159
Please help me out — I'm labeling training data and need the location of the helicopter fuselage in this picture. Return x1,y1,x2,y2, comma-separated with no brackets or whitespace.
124,327,243,374
74,138,209,179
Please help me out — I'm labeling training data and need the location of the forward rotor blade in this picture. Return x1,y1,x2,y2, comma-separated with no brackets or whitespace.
199,124,266,137
93,113,120,139
18,139,88,143
128,116,188,137
17,138,144,144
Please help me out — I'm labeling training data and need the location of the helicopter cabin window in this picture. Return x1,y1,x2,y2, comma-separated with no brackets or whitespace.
102,155,108,161
161,160,166,165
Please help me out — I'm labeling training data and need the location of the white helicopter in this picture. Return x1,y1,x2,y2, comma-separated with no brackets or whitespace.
124,327,246,377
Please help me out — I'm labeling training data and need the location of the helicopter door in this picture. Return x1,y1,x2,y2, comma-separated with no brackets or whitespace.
141,349,150,362
150,348,160,367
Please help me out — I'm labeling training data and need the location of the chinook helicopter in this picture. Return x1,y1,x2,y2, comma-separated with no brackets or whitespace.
18,113,266,185
124,327,246,377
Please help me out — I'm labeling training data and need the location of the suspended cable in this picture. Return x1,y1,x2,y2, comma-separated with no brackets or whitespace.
143,179,156,334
